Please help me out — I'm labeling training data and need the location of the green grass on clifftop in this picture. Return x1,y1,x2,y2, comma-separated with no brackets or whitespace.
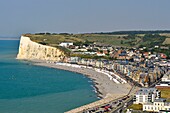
23,33,170,48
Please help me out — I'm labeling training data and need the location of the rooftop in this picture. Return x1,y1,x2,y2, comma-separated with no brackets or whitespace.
154,98,166,102
136,88,159,95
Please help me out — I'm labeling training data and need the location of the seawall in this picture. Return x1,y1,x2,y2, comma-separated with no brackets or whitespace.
17,36,66,61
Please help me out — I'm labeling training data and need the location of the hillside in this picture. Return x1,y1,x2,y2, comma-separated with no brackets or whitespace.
163,38,170,45
23,32,170,48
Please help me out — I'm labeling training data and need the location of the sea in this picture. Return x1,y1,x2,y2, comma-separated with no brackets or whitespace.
0,39,98,113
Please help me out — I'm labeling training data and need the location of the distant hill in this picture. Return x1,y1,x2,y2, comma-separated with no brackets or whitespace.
94,30,170,35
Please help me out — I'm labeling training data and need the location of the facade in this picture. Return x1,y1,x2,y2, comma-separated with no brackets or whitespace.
134,88,160,104
143,98,170,112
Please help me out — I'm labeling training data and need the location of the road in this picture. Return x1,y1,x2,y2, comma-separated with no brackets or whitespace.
112,98,133,113
110,86,136,113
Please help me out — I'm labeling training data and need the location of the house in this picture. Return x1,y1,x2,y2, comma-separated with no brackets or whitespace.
103,49,108,54
59,42,73,47
160,53,167,59
155,45,159,48
143,98,170,112
133,88,160,104
96,52,105,56
77,48,88,52
133,56,141,62
143,52,150,58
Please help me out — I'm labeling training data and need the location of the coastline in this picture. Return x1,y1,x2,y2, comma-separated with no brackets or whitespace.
29,60,131,99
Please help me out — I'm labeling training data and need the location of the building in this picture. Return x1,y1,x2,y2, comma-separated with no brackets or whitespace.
162,74,170,82
96,51,105,56
59,42,73,47
134,88,160,104
143,98,170,112
156,82,170,88
156,72,170,88
68,57,80,64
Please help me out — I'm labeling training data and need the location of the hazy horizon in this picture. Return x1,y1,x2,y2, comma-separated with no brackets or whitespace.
0,0,170,37
1,29,170,38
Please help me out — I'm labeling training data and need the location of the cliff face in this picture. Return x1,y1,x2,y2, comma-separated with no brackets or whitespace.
17,36,66,61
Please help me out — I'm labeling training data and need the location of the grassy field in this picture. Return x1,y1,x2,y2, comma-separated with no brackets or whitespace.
24,33,170,48
25,34,140,47
76,34,129,46
163,38,170,45
25,34,84,47
25,34,121,46
128,104,143,110
160,33,170,37
160,33,170,45
157,88,170,99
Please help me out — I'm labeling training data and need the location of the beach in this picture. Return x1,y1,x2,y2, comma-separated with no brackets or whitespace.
32,61,131,99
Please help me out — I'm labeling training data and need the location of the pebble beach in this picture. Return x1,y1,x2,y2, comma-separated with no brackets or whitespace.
33,61,131,99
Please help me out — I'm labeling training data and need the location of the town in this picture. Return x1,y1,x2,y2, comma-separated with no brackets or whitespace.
25,32,170,113
60,40,170,87
58,40,170,113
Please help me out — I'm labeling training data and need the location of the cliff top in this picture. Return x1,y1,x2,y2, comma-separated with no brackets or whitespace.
23,32,170,48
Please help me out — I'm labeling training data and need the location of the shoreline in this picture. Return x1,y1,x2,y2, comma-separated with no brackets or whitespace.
29,60,131,99
20,59,133,112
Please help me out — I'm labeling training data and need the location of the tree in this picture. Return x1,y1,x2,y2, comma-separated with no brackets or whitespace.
121,40,124,44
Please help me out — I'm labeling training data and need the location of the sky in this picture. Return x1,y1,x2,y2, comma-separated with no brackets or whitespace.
0,0,170,37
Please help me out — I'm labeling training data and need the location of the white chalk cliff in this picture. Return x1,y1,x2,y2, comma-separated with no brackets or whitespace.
17,36,66,61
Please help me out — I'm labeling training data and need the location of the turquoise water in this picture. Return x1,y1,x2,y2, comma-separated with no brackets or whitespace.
0,40,98,113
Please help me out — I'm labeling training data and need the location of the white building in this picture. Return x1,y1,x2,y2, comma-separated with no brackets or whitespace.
134,88,160,104
162,74,170,82
59,42,73,47
96,52,105,56
68,57,80,63
156,72,170,88
156,82,170,88
143,98,170,112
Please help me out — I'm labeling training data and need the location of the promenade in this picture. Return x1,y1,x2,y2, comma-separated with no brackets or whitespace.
65,94,125,113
